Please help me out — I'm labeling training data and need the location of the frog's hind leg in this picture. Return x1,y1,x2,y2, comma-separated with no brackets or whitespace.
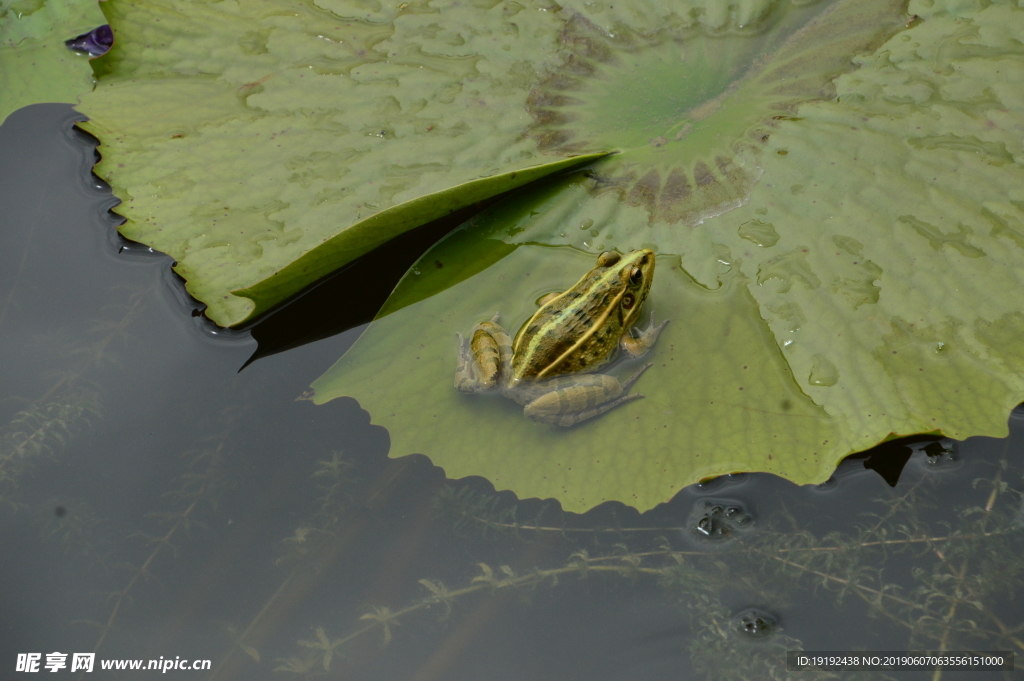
524,363,652,427
455,315,513,393
478,315,514,384
455,333,486,392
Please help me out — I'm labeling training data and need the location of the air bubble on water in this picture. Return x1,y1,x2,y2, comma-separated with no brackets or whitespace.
735,608,776,638
689,499,753,541
918,438,959,467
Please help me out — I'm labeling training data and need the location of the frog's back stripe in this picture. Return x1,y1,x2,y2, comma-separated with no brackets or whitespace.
535,287,628,379
512,267,604,357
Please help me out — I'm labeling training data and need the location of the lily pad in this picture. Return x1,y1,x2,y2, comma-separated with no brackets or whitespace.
314,233,838,510
76,0,906,325
313,0,1024,511
0,0,107,124
77,0,611,326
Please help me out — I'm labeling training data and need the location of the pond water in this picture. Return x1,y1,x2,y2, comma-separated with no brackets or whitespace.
1,104,1022,680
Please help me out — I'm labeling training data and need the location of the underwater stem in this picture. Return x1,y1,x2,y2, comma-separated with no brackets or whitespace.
90,496,201,656
930,559,969,681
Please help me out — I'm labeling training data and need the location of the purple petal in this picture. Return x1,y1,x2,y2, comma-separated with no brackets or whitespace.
65,24,113,57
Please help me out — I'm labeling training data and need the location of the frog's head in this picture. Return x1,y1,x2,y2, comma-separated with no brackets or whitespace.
597,249,655,327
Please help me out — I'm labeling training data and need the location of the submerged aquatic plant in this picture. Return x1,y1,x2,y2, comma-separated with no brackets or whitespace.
39,497,114,573
0,390,99,507
0,286,146,509
85,413,239,660
213,450,373,679
273,451,1024,680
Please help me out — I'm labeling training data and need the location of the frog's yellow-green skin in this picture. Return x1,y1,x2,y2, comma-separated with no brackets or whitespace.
455,249,667,427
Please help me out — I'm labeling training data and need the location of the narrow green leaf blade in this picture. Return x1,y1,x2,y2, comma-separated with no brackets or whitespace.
231,153,608,322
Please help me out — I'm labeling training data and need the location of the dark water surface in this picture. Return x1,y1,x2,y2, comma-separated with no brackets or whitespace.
1,105,1022,681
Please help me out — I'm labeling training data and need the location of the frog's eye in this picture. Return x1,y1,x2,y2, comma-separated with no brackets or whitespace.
597,251,621,267
629,267,643,285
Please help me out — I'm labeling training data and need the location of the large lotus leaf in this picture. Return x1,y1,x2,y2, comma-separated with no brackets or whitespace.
0,0,106,124
312,0,1024,512
76,0,615,326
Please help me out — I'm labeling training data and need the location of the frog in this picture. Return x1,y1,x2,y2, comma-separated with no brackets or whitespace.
454,249,668,427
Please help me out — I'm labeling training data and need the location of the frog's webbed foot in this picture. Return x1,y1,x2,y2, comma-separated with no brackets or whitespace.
621,311,669,359
523,363,652,427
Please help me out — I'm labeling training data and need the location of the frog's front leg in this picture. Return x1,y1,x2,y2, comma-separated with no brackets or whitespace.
520,363,652,427
621,311,669,359
455,315,513,393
